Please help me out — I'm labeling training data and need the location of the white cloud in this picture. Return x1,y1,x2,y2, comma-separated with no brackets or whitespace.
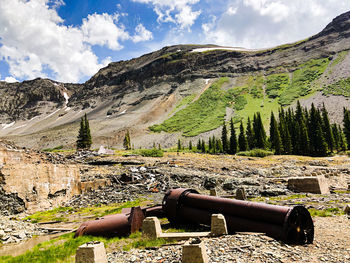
0,0,153,83
202,0,350,49
133,24,153,43
132,0,201,29
81,13,130,50
4,76,18,83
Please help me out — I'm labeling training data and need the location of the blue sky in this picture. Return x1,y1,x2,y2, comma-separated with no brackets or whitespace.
0,0,350,83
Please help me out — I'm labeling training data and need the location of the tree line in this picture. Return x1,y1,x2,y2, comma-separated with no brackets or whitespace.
180,102,350,157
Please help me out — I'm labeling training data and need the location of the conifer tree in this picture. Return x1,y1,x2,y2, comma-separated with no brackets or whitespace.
269,112,282,155
201,140,206,153
253,112,267,149
321,104,334,153
177,139,182,152
229,118,237,154
76,113,92,150
343,108,350,149
76,117,85,149
221,121,228,153
123,130,131,150
189,141,193,151
197,139,201,152
246,117,254,150
84,114,92,149
238,121,248,152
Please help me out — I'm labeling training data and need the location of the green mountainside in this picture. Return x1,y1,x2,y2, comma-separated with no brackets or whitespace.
150,54,349,137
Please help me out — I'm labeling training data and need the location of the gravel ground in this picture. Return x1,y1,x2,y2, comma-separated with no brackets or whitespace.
108,216,350,263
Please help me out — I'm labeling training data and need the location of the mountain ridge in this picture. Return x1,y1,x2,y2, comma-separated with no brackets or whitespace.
1,11,350,150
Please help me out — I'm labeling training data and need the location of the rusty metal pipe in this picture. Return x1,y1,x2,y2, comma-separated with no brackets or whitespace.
162,188,314,244
75,206,145,237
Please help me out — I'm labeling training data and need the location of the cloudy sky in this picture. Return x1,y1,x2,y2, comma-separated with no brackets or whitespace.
0,0,350,83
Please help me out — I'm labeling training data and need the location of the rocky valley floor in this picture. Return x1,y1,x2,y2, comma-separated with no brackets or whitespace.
0,152,350,262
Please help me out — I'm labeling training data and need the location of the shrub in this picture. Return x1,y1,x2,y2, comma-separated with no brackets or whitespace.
237,148,274,157
134,149,164,157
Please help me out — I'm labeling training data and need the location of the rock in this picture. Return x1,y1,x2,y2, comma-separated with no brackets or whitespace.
344,204,350,214
204,178,217,190
235,188,247,200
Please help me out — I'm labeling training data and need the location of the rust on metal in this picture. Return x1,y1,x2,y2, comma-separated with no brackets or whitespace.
75,188,314,245
75,206,145,238
162,188,314,245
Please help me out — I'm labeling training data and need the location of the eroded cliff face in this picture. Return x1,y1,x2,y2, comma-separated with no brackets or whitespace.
0,143,82,214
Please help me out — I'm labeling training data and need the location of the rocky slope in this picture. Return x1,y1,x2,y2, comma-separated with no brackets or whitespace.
1,12,350,149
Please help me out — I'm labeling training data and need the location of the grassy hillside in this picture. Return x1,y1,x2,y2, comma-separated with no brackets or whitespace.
150,54,348,137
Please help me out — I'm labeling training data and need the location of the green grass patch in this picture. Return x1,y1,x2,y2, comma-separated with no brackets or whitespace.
279,57,330,105
149,78,231,136
265,73,290,98
308,207,345,217
42,145,64,152
24,207,74,223
0,233,132,263
132,148,164,157
25,199,147,223
323,77,350,97
77,199,147,217
170,94,197,114
329,50,349,74
237,149,274,157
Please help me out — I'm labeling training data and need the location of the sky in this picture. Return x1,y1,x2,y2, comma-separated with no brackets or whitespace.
0,0,350,84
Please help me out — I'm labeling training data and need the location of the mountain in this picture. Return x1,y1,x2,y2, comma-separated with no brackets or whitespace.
1,11,350,150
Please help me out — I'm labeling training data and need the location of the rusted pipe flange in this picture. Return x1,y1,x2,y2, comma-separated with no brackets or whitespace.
283,205,314,244
162,188,198,223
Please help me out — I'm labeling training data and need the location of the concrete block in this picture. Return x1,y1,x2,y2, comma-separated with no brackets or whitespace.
287,175,330,194
75,241,107,263
210,214,227,236
142,217,162,239
182,238,209,263
235,187,247,200
210,189,217,196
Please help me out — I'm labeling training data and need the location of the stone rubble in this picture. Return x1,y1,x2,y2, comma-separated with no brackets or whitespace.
0,217,42,244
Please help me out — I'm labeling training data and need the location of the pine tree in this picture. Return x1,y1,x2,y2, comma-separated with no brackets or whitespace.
253,112,267,149
84,114,92,149
123,130,131,150
229,118,237,154
76,117,85,149
201,140,206,153
197,139,201,152
343,108,350,149
238,121,248,151
177,139,182,152
321,104,334,153
76,113,92,150
221,121,228,153
269,112,282,155
246,117,254,150
189,141,193,151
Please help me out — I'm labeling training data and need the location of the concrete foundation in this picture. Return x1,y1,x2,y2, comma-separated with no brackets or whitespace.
210,214,228,236
75,241,107,263
182,239,209,263
287,175,330,194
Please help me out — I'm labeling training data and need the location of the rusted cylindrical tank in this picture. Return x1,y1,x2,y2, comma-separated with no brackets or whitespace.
162,188,314,244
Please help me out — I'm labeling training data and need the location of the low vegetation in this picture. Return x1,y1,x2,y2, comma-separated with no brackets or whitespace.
237,149,274,157
323,77,350,97
133,148,164,157
0,231,172,263
150,78,230,136
24,199,147,223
